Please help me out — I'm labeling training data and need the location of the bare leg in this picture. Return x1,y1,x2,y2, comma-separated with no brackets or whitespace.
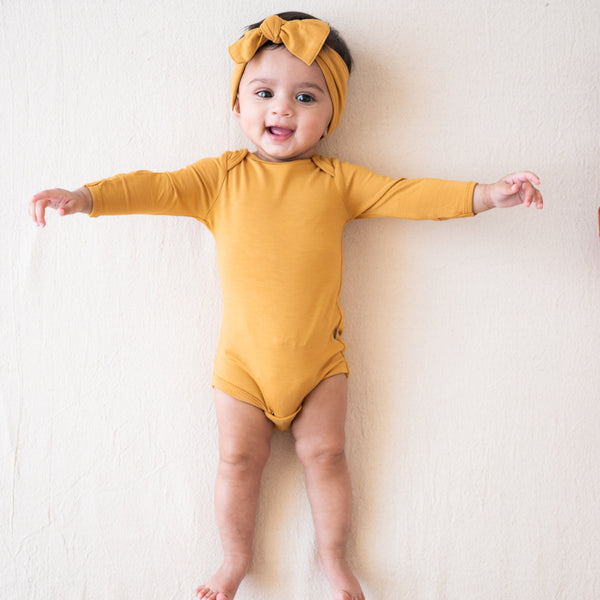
292,374,365,600
196,389,273,600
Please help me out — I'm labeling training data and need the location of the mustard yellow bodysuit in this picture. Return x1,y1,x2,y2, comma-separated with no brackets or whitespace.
87,150,476,429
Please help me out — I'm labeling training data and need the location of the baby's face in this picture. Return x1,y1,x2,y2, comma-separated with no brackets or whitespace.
233,46,333,162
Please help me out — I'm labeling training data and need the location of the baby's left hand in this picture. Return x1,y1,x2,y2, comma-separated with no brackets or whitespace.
474,172,543,213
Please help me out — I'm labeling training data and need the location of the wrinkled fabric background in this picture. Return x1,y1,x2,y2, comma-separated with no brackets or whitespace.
2,1,599,598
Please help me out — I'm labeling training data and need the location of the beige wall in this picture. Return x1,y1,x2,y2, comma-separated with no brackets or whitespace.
2,1,599,598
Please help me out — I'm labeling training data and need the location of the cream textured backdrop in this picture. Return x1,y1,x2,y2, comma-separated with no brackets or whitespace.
2,1,599,598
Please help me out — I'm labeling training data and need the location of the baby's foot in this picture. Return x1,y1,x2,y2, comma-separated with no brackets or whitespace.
195,555,250,600
319,556,365,600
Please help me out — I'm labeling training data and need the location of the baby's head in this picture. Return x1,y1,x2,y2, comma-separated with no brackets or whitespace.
229,13,353,162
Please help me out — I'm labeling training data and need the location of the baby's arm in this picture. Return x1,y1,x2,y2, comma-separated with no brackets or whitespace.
472,172,543,214
29,187,93,228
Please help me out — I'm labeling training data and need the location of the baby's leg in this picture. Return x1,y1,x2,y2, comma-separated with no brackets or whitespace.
292,374,365,600
196,389,273,600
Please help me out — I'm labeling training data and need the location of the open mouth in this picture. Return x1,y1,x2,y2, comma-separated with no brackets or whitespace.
267,126,294,139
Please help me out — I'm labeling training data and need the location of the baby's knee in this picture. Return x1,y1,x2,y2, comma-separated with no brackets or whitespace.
219,437,270,472
295,433,346,468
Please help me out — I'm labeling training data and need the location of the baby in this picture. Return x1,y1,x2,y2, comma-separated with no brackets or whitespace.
28,11,543,600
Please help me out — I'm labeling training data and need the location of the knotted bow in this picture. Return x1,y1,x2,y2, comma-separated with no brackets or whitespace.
229,15,330,66
228,15,349,135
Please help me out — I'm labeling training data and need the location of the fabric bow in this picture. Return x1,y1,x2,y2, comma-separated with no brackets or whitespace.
228,15,349,135
229,15,331,67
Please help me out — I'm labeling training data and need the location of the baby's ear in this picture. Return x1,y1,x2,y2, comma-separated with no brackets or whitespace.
232,96,241,119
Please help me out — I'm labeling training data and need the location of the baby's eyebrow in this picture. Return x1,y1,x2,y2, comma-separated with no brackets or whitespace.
296,82,327,94
247,78,277,86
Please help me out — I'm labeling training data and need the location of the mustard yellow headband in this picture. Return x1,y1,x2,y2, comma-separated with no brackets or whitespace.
229,15,349,135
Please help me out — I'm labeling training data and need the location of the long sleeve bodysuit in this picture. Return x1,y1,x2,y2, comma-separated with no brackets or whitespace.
87,150,476,429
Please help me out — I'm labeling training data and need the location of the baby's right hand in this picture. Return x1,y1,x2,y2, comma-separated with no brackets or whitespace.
28,187,93,228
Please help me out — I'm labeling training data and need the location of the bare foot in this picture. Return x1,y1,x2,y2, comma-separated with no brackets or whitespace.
319,556,365,600
195,555,250,600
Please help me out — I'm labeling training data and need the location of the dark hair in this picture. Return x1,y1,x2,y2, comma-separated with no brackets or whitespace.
245,11,354,75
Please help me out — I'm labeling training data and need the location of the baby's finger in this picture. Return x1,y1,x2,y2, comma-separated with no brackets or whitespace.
519,181,533,207
520,181,544,209
32,189,66,206
34,198,49,227
28,198,36,220
28,197,42,225
504,171,541,187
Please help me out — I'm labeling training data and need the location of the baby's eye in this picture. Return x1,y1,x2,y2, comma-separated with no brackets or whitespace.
296,93,315,103
256,90,273,98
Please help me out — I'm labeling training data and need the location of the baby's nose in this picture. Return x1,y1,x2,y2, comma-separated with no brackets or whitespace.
271,97,293,117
